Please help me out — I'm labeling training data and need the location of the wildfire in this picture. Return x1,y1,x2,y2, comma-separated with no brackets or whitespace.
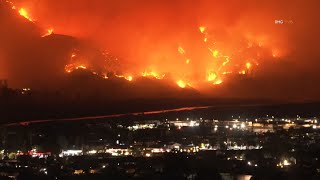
222,57,230,66
212,50,219,58
65,64,87,73
246,62,252,70
176,80,187,88
76,65,87,70
115,75,133,81
4,0,60,42
62,24,281,89
126,76,133,81
207,71,217,82
2,0,285,90
18,8,33,22
64,51,89,73
199,26,206,34
239,70,246,75
142,71,165,80
42,28,54,37
64,65,72,73
214,80,223,85
207,71,224,85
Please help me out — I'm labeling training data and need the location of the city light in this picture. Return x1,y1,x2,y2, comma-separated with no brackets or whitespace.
60,150,83,157
145,153,151,157
277,159,292,168
241,123,246,128
283,160,290,166
88,150,97,154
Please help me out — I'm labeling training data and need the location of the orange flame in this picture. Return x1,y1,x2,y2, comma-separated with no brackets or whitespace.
207,71,217,82
199,26,206,34
239,70,246,75
176,80,187,88
6,1,56,39
62,25,280,88
246,62,252,70
126,76,133,81
115,75,133,81
76,65,87,70
42,28,54,37
142,71,165,79
212,50,219,58
65,64,87,73
222,56,230,66
18,8,33,22
214,80,223,85
3,0,285,90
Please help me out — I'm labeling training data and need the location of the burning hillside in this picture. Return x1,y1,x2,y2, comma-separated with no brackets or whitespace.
1,0,319,100
3,0,282,87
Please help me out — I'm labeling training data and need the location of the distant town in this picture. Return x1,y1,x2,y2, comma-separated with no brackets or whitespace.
1,80,320,179
0,112,320,179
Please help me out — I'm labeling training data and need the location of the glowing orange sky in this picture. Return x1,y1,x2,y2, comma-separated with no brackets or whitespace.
1,0,320,100
12,0,292,85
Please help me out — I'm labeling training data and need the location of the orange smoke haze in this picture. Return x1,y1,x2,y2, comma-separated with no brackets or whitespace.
1,0,320,100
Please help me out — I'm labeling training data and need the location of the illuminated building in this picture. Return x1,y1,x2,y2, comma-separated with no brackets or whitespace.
60,150,83,157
